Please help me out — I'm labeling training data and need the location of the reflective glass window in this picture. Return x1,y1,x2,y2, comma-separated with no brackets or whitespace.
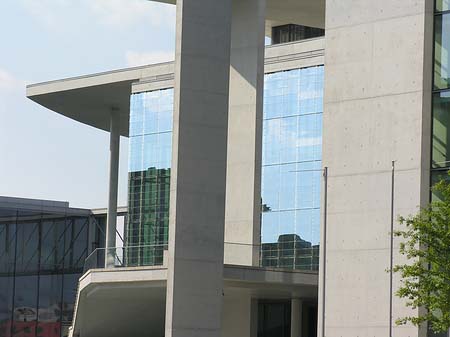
432,91,450,168
261,66,323,271
0,275,14,337
436,0,450,12
15,221,39,274
434,13,450,90
37,274,62,337
13,276,38,337
127,89,173,266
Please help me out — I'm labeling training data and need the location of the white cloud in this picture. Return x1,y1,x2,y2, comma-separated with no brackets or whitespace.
20,0,176,29
89,0,176,27
19,0,72,27
0,69,26,92
125,50,174,67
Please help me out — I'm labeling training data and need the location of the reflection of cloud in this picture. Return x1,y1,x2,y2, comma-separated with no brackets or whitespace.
125,50,174,67
20,0,175,29
296,136,321,147
266,117,321,150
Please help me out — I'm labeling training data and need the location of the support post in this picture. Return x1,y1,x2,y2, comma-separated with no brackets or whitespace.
105,108,120,268
224,0,266,266
291,298,303,337
165,1,232,336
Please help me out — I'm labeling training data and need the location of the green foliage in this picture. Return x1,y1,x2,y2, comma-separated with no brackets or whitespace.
393,177,450,333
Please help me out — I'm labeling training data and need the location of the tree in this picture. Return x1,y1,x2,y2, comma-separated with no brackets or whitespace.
393,177,450,334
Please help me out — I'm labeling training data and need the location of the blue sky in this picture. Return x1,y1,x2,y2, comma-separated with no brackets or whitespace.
0,0,176,208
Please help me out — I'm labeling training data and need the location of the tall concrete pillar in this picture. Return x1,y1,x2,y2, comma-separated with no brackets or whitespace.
165,1,232,337
319,1,434,336
105,108,120,268
224,0,266,266
291,298,302,337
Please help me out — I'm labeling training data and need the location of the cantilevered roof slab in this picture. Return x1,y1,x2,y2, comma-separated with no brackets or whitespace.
154,0,325,28
26,63,174,137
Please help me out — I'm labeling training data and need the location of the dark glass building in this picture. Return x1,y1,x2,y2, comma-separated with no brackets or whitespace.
0,197,106,337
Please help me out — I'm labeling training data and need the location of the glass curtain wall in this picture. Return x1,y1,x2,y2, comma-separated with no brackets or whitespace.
0,209,90,337
430,2,450,337
126,88,173,266
260,66,324,270
432,2,450,203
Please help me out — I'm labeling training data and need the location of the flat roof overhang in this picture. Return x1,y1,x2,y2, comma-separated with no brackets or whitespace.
26,63,174,137
154,0,325,29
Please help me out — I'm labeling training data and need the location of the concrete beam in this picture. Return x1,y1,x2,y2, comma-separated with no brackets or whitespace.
165,0,232,337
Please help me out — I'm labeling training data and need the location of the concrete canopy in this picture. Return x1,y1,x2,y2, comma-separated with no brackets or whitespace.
26,64,174,137
154,0,326,29
26,69,138,137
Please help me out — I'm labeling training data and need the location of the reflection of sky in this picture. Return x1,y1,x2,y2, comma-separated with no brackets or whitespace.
262,66,324,245
128,89,174,173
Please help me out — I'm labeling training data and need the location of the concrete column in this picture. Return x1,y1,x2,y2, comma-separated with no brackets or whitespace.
224,0,266,267
321,0,434,336
222,291,256,337
165,1,232,337
291,298,302,337
105,108,120,268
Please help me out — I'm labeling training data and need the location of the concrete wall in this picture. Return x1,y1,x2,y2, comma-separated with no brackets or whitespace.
319,1,434,336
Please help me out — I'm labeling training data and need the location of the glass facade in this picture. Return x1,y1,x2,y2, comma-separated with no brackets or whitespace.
430,3,450,337
260,66,324,270
0,207,92,337
432,1,450,206
125,69,323,271
126,88,173,266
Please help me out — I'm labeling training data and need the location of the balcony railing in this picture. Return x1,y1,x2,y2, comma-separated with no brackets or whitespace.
83,244,167,273
83,241,319,273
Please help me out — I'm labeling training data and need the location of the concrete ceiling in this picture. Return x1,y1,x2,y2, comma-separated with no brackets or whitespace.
155,0,325,28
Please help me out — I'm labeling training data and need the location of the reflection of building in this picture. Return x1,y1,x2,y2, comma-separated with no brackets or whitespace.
261,234,319,270
127,167,170,266
0,197,117,337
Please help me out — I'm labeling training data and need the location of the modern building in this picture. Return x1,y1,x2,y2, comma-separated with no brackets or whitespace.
0,196,126,337
19,0,450,337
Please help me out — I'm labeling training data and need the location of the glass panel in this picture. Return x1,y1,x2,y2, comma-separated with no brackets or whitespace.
37,274,62,337
61,274,79,336
432,91,450,168
127,89,173,266
15,220,39,274
0,222,16,275
257,301,291,337
436,0,450,12
71,218,88,270
431,169,450,201
13,276,38,337
261,66,323,270
0,276,14,337
435,13,450,90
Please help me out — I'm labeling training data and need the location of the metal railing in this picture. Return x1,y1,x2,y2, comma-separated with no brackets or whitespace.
83,241,319,273
83,244,167,273
224,241,320,271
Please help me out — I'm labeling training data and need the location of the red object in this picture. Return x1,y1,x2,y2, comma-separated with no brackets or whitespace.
0,321,61,337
